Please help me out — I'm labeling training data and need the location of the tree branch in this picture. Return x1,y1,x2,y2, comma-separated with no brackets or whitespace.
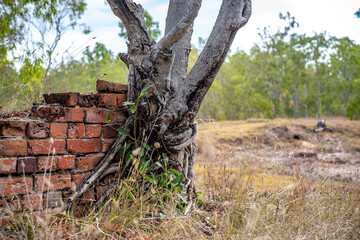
182,0,251,115
155,0,201,51
106,0,152,48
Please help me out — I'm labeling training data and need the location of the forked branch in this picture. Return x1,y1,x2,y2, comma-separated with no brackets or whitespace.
155,0,202,51
183,0,252,115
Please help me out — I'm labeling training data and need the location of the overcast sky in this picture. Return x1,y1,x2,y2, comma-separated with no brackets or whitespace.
56,0,360,59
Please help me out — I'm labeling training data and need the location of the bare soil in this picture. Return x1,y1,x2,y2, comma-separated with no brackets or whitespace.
196,117,360,183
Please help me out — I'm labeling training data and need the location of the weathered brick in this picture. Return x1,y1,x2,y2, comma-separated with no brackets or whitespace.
113,110,126,123
96,80,127,93
28,139,66,155
82,188,95,203
34,174,71,191
43,92,79,107
57,155,75,170
76,153,104,172
0,120,26,137
17,157,37,173
0,177,33,196
0,139,27,156
67,139,101,154
72,173,90,185
0,197,21,211
50,123,68,138
96,185,109,200
22,194,43,210
44,192,63,208
26,122,49,139
97,94,117,107
1,216,13,227
102,124,120,138
86,124,102,138
79,94,117,108
0,158,17,174
33,106,85,122
101,138,116,152
68,123,85,138
116,94,127,107
85,109,113,123
37,156,57,171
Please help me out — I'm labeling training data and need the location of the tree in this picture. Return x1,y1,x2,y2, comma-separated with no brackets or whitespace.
66,0,252,212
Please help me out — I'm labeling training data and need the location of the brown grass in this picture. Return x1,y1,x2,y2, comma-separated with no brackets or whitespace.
1,118,360,239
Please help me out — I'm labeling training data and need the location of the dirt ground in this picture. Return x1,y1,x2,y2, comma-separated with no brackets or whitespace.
195,117,360,183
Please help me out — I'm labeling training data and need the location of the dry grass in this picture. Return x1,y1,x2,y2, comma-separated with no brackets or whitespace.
1,118,360,239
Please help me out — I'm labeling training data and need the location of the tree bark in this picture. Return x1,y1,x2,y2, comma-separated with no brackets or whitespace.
65,0,252,213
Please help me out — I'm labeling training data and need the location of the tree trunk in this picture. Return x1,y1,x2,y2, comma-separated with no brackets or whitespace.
65,0,252,213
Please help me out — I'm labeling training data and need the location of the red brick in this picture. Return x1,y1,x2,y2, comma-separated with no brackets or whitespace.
0,120,26,137
0,197,21,211
82,188,95,203
0,158,17,174
96,185,109,200
85,109,113,123
57,155,75,170
34,174,71,191
28,139,66,155
33,106,85,122
116,94,127,107
17,157,37,173
76,153,104,172
68,123,85,138
67,139,101,154
101,138,116,152
79,94,117,108
72,173,90,185
22,194,43,210
102,124,120,138
96,80,127,93
0,177,33,196
43,92,79,107
97,94,117,107
0,139,27,156
113,110,126,123
50,123,68,138
86,124,102,138
26,122,50,139
43,192,63,208
38,156,57,171
1,216,13,227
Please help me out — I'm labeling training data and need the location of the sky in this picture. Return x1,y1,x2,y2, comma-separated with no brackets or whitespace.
55,0,360,59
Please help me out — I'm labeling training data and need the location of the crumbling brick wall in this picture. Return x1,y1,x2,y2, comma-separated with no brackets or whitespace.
0,80,128,222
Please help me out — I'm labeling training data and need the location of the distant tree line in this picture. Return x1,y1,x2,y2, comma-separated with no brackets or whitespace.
198,13,360,120
1,10,359,120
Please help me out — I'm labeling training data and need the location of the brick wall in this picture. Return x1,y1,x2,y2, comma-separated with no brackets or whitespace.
0,80,127,219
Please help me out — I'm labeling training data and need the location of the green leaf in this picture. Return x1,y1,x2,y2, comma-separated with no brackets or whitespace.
140,84,153,96
141,142,151,151
122,101,134,106
151,172,158,184
144,175,155,185
119,143,132,157
140,160,150,174
170,169,180,176
106,112,111,123
172,174,184,187
196,199,205,205
155,161,163,169
175,201,185,211
117,127,129,136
